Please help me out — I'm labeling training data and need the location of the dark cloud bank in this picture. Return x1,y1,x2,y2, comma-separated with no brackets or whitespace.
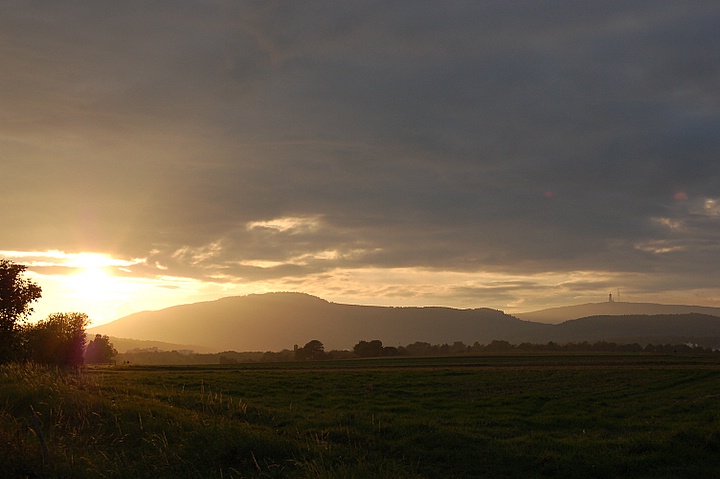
2,1,719,308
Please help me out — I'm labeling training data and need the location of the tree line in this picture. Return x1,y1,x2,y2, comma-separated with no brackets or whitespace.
115,337,719,366
310,338,718,359
0,259,116,366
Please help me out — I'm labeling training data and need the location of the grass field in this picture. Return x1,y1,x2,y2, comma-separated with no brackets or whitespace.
2,354,720,478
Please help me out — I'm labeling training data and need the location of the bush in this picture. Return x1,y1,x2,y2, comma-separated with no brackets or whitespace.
23,313,89,367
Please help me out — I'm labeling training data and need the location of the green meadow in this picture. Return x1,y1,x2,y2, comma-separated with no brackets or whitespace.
2,354,720,478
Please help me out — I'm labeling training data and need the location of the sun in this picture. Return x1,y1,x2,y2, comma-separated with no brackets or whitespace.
66,266,120,304
20,250,210,326
56,252,138,308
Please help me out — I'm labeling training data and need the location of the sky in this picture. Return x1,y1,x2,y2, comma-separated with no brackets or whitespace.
2,1,720,326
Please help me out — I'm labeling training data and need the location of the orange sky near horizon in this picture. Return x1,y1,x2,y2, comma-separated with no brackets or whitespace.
7,250,719,328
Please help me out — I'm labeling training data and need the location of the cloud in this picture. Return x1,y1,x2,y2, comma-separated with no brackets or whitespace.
2,1,720,314
246,216,323,234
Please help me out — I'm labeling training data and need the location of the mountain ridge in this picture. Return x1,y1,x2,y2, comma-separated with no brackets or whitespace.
88,293,720,352
516,301,720,324
88,292,545,352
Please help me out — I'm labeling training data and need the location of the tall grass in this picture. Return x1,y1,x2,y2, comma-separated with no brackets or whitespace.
2,355,720,478
0,362,417,478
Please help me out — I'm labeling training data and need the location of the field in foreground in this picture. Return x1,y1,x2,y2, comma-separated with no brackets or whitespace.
2,354,720,478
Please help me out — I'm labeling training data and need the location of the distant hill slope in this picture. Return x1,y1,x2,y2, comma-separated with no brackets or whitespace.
102,337,214,354
514,313,720,347
89,293,720,353
89,292,548,352
516,302,720,324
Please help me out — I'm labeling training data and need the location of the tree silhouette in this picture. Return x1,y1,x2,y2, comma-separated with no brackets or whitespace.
0,259,42,362
353,339,385,357
85,334,118,364
296,340,325,360
25,312,89,367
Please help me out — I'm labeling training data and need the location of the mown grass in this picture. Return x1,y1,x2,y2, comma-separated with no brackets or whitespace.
2,354,720,478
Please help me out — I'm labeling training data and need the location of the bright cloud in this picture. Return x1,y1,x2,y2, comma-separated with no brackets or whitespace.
246,216,323,234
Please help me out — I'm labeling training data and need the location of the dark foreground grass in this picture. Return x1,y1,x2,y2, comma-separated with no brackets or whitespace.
2,354,720,478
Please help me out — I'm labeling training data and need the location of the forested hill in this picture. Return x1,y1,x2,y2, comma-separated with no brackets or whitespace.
89,292,547,352
88,293,720,353
516,302,720,324
513,313,720,347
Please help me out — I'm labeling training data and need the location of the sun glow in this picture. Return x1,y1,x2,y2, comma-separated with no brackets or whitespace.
65,265,119,304
27,252,144,315
5,250,233,327
2,251,143,325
